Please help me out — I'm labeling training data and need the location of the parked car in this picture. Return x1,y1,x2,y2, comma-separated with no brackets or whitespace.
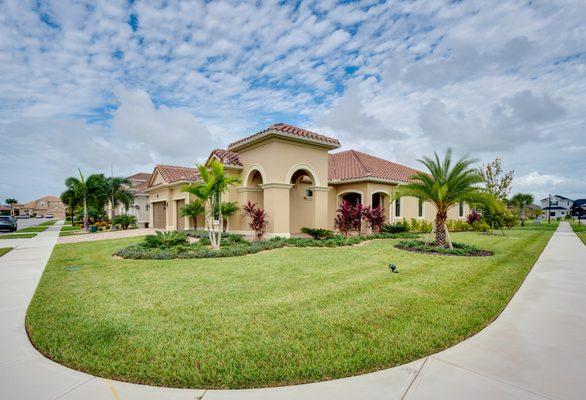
17,214,29,219
45,214,53,218
0,216,17,232
35,214,43,218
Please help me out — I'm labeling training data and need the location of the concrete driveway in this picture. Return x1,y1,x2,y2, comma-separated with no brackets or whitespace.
0,222,584,399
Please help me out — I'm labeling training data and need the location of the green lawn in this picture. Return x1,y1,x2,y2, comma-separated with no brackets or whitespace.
570,221,586,245
0,247,12,257
0,233,37,239
18,226,48,233
38,220,57,226
27,226,554,389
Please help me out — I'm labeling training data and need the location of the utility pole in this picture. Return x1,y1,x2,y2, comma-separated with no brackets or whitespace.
547,194,551,225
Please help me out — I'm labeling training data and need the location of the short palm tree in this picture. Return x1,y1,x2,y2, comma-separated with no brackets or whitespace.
182,160,241,249
180,200,205,228
60,190,79,225
509,193,534,226
396,148,491,248
103,176,133,230
63,170,105,231
5,198,18,217
216,201,239,232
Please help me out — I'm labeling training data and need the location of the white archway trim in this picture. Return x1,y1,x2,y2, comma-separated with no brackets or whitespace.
285,163,321,187
243,164,267,187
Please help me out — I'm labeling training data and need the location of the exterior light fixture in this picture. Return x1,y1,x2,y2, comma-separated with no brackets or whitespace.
388,263,398,273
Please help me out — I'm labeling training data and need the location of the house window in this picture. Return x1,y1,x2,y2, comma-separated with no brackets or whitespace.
459,201,464,217
418,198,424,218
395,199,401,217
305,189,313,199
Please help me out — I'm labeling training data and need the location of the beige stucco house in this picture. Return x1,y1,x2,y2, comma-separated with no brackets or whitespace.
109,173,152,228
145,123,469,236
20,196,66,218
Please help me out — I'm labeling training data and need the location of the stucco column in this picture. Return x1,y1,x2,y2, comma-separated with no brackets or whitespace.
309,186,331,229
165,189,174,231
261,183,293,237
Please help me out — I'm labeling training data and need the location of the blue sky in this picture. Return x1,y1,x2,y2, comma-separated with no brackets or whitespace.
0,0,585,203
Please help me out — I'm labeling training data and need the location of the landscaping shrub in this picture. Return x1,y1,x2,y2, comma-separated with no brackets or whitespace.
381,223,409,233
471,220,490,233
467,209,482,225
116,231,420,260
300,227,335,240
143,231,188,248
243,201,268,239
334,201,361,236
362,206,385,233
446,220,470,232
395,239,492,256
112,214,137,230
409,218,433,233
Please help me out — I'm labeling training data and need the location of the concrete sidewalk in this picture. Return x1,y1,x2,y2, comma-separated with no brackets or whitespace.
0,222,584,399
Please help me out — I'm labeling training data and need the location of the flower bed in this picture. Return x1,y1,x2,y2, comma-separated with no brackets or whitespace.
114,232,419,260
395,239,493,257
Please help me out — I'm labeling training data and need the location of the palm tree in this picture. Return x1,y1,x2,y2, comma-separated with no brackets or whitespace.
510,193,534,226
103,176,133,230
5,198,17,217
63,170,105,231
180,200,205,229
60,190,79,225
182,160,241,249
396,148,492,248
216,201,239,232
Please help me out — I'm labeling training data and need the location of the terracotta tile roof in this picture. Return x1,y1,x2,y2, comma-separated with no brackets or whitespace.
328,150,421,183
208,149,242,166
127,172,152,181
228,123,341,150
154,165,200,184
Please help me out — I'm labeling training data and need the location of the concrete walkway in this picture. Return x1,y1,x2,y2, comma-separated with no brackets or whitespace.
0,222,584,399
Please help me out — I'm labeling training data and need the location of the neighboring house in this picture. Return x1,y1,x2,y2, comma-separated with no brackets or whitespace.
572,199,586,219
540,195,574,219
110,173,152,228
145,123,469,236
20,196,66,218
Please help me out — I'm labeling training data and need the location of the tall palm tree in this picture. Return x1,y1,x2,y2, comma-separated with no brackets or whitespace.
103,176,133,230
180,200,205,229
182,160,241,249
396,149,492,248
5,198,18,217
63,170,105,231
509,193,534,226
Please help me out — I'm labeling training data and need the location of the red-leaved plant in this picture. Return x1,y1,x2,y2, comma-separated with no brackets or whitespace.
243,201,268,240
334,201,363,236
362,206,386,233
467,209,481,225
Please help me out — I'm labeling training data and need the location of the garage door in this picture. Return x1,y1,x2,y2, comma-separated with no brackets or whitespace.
153,202,166,229
176,199,185,231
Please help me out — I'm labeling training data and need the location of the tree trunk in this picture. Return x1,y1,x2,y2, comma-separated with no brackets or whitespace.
110,196,116,231
435,212,449,247
83,197,89,231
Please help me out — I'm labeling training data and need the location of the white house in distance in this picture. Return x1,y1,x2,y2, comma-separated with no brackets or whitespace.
540,195,573,219
110,172,152,228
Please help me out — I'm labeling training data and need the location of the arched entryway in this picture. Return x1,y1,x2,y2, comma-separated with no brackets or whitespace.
341,192,362,206
289,169,316,234
246,169,264,209
371,192,388,210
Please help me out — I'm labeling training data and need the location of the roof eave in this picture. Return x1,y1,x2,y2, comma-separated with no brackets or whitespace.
228,129,341,151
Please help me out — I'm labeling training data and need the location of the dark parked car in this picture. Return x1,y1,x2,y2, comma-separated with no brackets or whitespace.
0,216,17,232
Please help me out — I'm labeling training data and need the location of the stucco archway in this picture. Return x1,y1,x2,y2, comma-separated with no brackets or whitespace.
288,168,316,234
338,190,363,206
